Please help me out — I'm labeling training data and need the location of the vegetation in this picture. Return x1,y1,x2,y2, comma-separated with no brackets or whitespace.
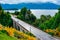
39,8,60,36
0,24,36,40
0,31,17,40
17,7,36,24
0,5,13,26
40,9,60,30
45,28,60,36
0,5,2,10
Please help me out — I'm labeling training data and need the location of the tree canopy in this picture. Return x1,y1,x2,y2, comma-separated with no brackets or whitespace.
0,5,13,26
17,7,36,24
0,4,2,10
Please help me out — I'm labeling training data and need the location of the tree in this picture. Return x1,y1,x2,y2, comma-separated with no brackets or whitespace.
17,13,24,20
40,15,47,23
30,14,36,22
14,11,19,15
33,19,40,27
0,4,2,10
46,15,51,20
25,9,36,24
0,4,3,14
25,9,31,20
39,17,55,30
27,9,31,14
20,7,27,17
52,8,60,28
17,8,36,25
0,12,13,26
0,5,13,26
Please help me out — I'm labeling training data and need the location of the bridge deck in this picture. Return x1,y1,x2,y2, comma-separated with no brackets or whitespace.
11,16,58,40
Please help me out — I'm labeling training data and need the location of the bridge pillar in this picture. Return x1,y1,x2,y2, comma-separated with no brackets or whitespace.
20,25,23,32
13,21,16,28
13,20,29,33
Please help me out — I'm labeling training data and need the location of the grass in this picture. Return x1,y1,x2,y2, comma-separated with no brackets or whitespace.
0,31,17,40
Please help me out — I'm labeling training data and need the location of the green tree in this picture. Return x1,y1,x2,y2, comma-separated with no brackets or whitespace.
25,9,31,20
40,15,47,23
52,8,60,28
0,12,13,26
0,4,3,15
30,14,36,23
25,9,36,24
0,4,2,10
20,7,27,17
33,19,40,27
14,11,19,15
27,9,31,14
0,5,13,26
39,17,54,30
46,15,51,20
17,13,24,20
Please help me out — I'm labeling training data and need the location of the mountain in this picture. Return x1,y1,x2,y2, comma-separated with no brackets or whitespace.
1,2,60,10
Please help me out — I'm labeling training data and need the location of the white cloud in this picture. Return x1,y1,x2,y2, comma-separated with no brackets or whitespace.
0,0,60,5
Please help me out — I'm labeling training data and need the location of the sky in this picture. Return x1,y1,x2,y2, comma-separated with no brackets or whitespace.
0,0,60,5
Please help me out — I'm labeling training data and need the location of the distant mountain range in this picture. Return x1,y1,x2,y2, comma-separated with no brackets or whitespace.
1,2,60,10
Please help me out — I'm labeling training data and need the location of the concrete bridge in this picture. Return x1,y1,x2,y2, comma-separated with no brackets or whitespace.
11,15,58,40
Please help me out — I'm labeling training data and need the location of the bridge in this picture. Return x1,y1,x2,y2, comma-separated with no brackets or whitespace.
11,15,58,40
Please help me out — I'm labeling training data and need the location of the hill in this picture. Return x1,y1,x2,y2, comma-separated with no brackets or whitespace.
1,2,60,10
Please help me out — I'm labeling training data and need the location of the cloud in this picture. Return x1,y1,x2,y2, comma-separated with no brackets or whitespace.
0,0,60,5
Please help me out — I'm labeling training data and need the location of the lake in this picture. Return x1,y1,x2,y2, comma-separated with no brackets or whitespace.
31,9,58,18
5,9,58,18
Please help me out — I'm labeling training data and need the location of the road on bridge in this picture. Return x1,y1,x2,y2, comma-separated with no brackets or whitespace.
11,15,58,40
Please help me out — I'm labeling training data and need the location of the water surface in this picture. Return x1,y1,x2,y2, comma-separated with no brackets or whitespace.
31,9,58,18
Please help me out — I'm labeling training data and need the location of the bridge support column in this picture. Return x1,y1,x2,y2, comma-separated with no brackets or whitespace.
13,20,29,33
13,21,16,28
20,26,23,32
